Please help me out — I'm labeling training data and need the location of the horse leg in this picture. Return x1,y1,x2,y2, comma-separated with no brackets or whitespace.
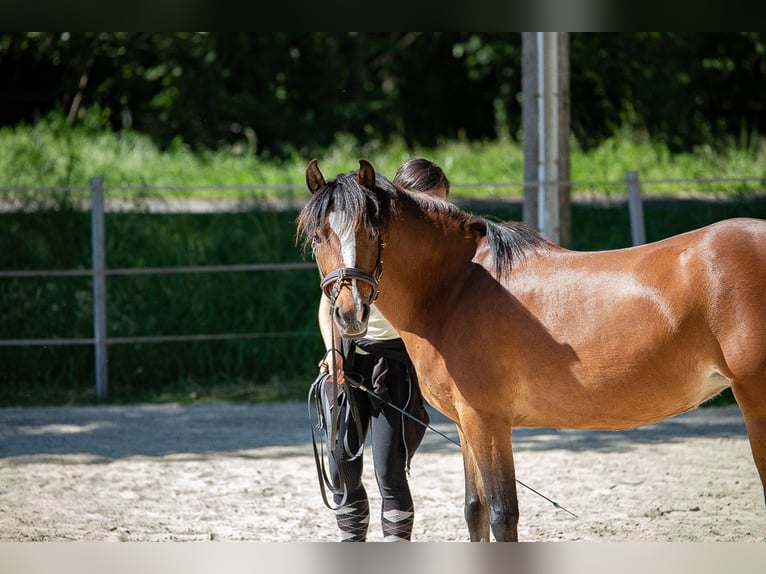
456,426,490,541
459,412,519,541
731,380,766,503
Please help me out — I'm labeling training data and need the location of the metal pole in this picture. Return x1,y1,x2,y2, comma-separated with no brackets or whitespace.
536,32,547,235
522,32,539,229
627,170,646,246
536,32,560,244
90,176,108,399
523,32,570,247
557,33,571,248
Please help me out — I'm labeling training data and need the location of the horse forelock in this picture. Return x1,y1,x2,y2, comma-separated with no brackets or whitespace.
296,170,396,253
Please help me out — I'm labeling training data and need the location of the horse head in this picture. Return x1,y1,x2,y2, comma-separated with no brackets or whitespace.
301,158,387,338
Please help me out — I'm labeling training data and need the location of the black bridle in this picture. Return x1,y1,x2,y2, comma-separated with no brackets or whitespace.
314,234,385,306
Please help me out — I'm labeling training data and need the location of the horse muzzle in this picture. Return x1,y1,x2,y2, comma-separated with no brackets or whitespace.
333,301,370,338
320,266,379,338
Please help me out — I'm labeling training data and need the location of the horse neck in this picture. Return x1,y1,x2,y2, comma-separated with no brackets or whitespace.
374,208,476,330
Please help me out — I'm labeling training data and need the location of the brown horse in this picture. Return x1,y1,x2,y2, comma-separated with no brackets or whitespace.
297,158,766,541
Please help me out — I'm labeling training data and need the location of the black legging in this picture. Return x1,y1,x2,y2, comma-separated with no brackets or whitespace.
330,350,413,506
326,349,419,541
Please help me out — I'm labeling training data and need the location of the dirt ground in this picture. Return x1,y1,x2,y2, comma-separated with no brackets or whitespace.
1,401,764,542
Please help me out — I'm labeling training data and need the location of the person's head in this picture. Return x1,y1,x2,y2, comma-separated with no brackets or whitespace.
392,158,450,200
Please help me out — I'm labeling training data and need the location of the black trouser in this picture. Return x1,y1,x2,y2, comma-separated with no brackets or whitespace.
329,351,415,540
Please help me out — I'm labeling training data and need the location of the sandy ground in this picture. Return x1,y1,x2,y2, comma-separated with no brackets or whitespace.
1,402,764,542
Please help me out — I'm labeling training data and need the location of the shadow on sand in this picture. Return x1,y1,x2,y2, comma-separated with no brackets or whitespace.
0,402,748,461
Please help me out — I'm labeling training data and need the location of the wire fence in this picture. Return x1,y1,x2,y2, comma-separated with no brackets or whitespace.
2,172,765,398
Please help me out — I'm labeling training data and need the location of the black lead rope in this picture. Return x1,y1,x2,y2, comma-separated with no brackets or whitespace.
308,369,346,511
340,376,578,519
308,358,366,512
307,358,578,518
308,278,368,512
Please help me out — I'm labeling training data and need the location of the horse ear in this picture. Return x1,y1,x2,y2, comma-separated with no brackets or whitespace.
357,159,375,189
306,158,326,194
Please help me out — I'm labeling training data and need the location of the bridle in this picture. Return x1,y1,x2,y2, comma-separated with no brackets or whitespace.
313,234,385,307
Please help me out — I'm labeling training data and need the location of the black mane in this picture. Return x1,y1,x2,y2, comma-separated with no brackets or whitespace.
296,170,549,277
296,170,397,252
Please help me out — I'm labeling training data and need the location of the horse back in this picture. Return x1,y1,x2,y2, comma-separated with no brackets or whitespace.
448,217,766,429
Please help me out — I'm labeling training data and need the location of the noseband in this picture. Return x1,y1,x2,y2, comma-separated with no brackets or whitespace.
314,235,384,305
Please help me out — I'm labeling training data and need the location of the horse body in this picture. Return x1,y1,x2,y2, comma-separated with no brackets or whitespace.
383,217,766,431
298,159,766,541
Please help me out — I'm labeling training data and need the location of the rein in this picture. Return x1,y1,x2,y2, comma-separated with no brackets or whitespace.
307,293,366,512
339,377,578,519
307,368,354,510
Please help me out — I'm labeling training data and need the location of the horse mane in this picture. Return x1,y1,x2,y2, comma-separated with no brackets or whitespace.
403,192,550,277
296,169,550,277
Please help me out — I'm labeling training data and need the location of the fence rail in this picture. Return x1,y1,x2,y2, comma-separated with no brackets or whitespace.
0,331,314,347
0,262,315,279
2,172,764,398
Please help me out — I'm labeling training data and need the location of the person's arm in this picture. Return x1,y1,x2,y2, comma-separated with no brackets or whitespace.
318,294,344,383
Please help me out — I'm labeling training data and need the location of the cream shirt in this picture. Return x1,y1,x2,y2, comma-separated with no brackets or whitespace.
356,305,399,354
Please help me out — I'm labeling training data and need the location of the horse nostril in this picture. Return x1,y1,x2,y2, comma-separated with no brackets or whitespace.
359,303,370,324
333,305,345,326
332,303,370,335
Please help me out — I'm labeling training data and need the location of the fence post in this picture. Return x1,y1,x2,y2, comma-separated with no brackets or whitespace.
627,170,646,246
90,176,108,399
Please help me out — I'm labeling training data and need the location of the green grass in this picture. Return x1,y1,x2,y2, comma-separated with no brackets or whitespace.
2,114,766,199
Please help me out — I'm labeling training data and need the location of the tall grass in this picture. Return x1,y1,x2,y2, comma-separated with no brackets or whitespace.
2,113,765,196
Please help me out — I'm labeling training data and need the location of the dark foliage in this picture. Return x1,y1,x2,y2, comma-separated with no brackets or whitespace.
2,33,765,156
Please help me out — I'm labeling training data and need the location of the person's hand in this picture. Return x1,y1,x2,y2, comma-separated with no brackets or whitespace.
318,350,345,384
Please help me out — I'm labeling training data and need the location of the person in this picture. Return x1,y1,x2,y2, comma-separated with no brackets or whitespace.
316,158,449,542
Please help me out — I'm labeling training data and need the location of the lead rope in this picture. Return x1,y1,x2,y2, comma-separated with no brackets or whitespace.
341,376,578,519
308,369,345,510
307,292,366,512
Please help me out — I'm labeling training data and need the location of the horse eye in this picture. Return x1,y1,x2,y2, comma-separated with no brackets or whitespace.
312,235,323,245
